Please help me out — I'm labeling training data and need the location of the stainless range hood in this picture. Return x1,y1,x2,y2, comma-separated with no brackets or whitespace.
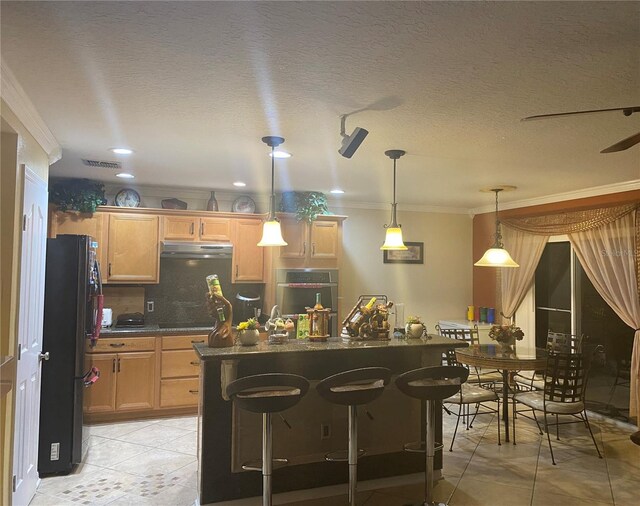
161,241,233,259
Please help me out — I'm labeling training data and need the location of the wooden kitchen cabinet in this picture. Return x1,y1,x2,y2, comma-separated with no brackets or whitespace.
84,353,117,413
279,217,307,258
107,213,159,283
159,334,204,408
49,210,108,271
162,215,231,242
278,216,341,263
309,220,338,258
231,218,264,282
115,351,155,411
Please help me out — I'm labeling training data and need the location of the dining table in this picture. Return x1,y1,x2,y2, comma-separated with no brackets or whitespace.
455,343,547,442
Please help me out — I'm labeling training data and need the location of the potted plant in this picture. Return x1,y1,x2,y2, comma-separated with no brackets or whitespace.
279,191,330,222
50,179,107,213
236,318,260,346
488,324,524,348
405,316,426,339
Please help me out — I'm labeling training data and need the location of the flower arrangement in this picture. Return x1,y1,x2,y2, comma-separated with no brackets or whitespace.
237,318,259,331
489,324,524,344
406,315,423,324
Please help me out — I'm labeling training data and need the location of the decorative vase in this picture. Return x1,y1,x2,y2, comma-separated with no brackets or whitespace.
207,191,219,212
405,322,425,339
496,336,516,352
237,329,259,346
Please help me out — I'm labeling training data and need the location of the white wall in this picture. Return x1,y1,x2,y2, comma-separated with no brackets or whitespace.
334,205,473,332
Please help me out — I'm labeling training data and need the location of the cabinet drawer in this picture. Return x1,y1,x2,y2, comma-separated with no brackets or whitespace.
160,378,199,408
87,337,156,353
162,350,200,378
162,334,208,350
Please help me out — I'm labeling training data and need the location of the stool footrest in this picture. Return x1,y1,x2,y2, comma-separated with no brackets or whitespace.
324,448,366,462
402,440,444,453
241,458,289,472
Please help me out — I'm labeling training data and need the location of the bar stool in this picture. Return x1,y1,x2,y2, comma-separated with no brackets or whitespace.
396,366,469,506
316,367,392,506
226,373,309,506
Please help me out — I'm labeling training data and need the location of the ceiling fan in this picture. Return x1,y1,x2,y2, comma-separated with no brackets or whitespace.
522,106,640,153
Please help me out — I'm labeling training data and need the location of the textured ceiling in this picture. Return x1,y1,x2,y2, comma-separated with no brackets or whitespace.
1,1,639,209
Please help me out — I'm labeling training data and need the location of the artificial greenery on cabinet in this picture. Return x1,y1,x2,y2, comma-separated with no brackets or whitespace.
50,179,107,213
279,191,330,222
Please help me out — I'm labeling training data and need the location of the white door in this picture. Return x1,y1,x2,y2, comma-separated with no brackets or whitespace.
13,166,48,506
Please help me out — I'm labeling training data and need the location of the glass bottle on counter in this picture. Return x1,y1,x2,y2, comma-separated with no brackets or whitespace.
314,292,324,310
342,297,376,337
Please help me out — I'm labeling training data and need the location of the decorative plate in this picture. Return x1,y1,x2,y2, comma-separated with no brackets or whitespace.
114,188,141,207
232,195,256,213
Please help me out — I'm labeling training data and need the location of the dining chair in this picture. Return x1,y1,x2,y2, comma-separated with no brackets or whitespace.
436,324,502,387
443,349,501,451
512,350,602,465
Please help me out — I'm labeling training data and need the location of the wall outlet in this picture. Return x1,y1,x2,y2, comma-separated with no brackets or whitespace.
50,442,60,461
146,301,155,313
320,423,331,440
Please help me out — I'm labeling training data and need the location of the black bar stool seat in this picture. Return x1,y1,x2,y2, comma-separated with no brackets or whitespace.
317,367,392,506
396,366,469,506
226,373,309,506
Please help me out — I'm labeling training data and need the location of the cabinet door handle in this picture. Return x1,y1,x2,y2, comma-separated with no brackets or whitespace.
190,222,194,235
190,361,200,366
200,222,204,236
112,358,116,373
117,358,121,372
108,263,112,276
235,265,239,277
189,389,199,394
302,242,306,256
109,343,125,348
191,340,204,344
312,243,316,255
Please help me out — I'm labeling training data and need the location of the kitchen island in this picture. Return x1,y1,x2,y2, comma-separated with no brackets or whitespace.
194,335,467,504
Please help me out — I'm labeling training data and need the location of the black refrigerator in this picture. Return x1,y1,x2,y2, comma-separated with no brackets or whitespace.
38,235,102,475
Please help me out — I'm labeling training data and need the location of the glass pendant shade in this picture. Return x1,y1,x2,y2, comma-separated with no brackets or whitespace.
474,247,519,267
381,227,407,250
258,219,287,247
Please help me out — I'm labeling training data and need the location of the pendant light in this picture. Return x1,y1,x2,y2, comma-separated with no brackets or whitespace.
474,187,519,267
257,136,288,247
380,149,408,250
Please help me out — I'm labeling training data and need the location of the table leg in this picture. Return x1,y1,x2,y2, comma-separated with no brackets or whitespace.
502,369,510,443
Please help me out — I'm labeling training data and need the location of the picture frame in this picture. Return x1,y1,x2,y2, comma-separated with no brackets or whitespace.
383,241,424,264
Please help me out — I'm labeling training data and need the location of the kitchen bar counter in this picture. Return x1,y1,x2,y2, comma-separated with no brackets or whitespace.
195,335,467,503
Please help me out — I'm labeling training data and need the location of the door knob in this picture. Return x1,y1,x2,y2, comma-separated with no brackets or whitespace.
39,351,50,361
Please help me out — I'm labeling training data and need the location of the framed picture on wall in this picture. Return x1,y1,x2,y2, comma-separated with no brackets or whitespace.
383,242,424,264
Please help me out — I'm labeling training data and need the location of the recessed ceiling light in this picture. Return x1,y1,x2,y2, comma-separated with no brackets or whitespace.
269,150,291,159
233,181,246,187
116,172,135,179
110,147,134,155
330,189,345,194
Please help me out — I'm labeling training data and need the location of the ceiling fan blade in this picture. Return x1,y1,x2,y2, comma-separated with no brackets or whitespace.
600,132,640,153
522,106,640,121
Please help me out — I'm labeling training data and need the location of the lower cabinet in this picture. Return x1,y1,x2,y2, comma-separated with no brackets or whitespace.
159,335,204,408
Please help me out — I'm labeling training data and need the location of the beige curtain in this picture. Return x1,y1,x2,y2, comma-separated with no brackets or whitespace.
499,226,549,322
569,212,640,423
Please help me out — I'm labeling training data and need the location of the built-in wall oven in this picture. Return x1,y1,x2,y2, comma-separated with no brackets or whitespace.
275,269,339,336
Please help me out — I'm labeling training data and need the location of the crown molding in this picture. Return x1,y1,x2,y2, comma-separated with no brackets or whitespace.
469,180,640,216
328,199,469,215
1,59,61,163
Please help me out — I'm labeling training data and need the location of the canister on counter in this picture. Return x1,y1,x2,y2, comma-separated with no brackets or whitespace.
479,307,488,323
487,307,496,324
467,305,475,321
474,307,480,322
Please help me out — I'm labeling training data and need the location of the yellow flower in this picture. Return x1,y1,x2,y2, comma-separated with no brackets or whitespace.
237,322,248,330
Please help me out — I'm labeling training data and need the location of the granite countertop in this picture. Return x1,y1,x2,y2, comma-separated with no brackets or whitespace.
100,325,212,337
194,334,467,360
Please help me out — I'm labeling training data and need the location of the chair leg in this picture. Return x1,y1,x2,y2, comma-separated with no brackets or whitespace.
497,398,501,446
425,400,436,505
449,403,463,452
583,410,603,459
531,408,544,435
512,397,516,446
262,413,273,506
469,403,480,428
348,405,358,506
556,414,560,441
543,411,556,465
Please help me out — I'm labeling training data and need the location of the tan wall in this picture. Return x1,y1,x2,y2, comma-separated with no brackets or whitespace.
472,189,640,309
1,99,51,506
334,205,473,332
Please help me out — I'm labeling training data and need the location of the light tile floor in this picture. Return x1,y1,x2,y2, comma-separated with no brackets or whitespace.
31,409,640,506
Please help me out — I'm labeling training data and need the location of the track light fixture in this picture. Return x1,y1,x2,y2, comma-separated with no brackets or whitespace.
338,114,368,158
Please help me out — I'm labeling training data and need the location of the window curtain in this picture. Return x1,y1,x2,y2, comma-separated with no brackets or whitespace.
500,203,640,424
498,226,549,322
569,211,640,423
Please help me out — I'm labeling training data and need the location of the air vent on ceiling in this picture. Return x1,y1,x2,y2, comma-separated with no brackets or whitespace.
82,159,122,169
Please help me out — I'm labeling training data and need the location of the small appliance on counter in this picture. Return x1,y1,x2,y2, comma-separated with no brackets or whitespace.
101,308,113,327
233,292,262,324
115,312,145,328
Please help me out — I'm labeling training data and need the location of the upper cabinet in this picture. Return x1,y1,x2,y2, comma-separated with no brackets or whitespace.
50,211,108,271
162,216,231,242
232,218,264,282
277,215,344,267
107,213,160,283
